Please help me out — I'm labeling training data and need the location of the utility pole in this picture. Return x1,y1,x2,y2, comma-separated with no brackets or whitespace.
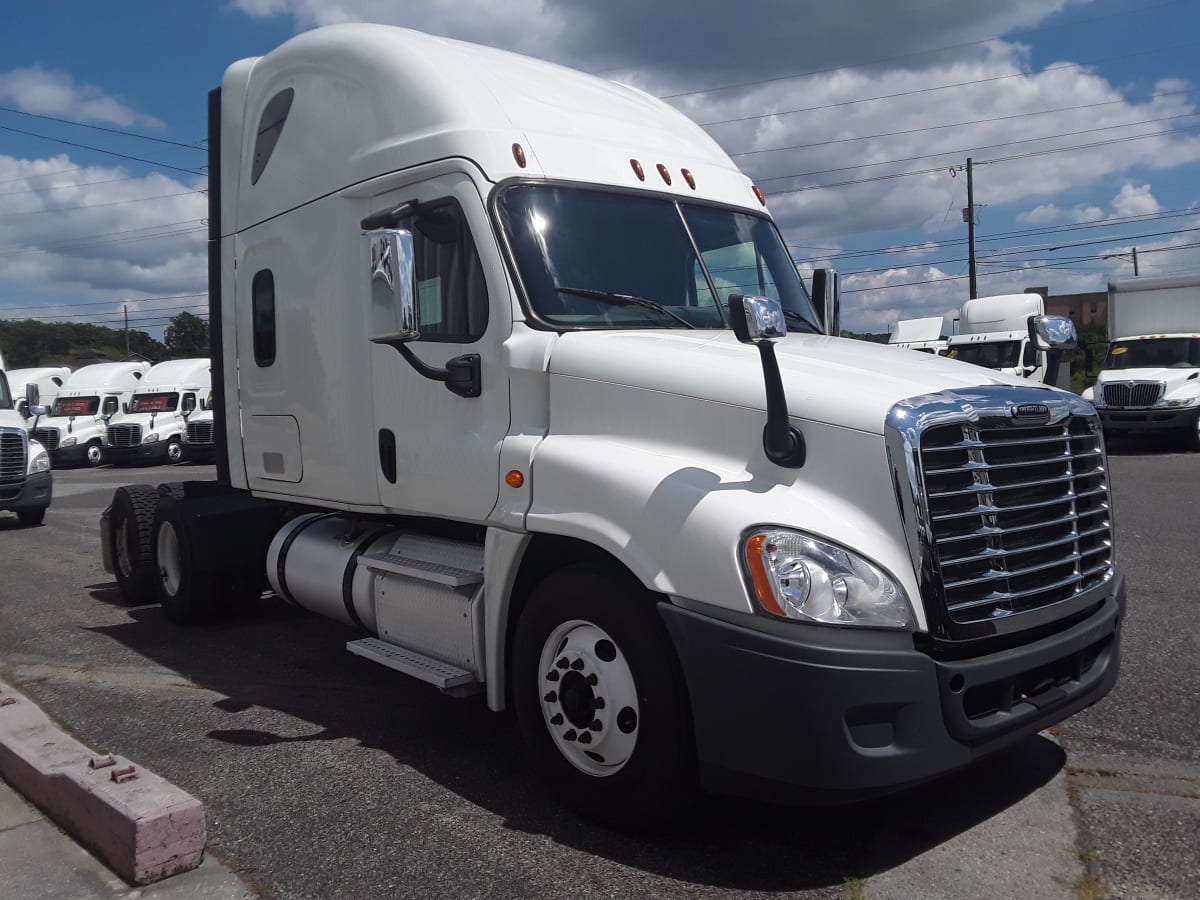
124,304,130,355
1132,246,1139,276
965,157,977,299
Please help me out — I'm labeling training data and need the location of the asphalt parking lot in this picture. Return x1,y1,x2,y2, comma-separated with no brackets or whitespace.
0,447,1197,900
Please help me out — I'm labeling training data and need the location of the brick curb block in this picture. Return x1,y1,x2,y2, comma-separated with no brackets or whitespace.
0,679,206,885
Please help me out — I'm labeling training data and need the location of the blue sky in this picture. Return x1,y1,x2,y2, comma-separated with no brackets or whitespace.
1,0,1197,339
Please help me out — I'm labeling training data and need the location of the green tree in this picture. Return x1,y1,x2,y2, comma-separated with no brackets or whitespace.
164,311,210,358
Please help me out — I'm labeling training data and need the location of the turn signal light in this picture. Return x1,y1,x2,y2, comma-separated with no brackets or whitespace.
512,143,527,168
752,185,766,206
744,534,785,616
505,470,525,488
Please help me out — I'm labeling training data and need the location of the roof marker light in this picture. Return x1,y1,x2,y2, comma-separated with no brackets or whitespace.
630,159,645,181
682,168,696,189
512,143,527,168
656,164,672,186
752,185,767,206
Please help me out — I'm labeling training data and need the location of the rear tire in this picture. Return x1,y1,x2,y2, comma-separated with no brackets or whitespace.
109,485,160,605
511,562,696,828
152,496,218,625
17,507,46,526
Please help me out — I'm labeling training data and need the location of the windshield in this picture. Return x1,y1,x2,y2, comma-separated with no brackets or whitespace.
497,185,820,331
946,341,1022,369
129,392,179,413
1105,337,1200,369
52,396,100,416
0,373,11,410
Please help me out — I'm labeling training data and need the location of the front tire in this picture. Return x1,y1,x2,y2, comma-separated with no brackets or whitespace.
164,438,184,465
512,563,696,828
17,507,46,526
85,440,103,467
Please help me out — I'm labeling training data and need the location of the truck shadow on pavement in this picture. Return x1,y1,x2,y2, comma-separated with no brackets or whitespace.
84,591,1066,893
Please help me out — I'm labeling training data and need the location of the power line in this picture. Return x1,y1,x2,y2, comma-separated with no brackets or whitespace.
0,106,206,152
0,173,205,198
0,225,207,258
2,304,208,322
0,189,206,218
0,124,207,176
0,292,206,313
0,219,205,253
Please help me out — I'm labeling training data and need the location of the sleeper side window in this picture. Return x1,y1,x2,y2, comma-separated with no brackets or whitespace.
399,200,489,343
253,269,276,367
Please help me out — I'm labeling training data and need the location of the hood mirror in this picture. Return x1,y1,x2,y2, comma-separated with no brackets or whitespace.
1029,314,1077,351
811,268,841,337
730,294,805,469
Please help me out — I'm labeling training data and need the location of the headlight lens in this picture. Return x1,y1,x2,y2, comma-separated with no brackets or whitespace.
743,529,912,628
1159,396,1199,408
60,435,77,447
30,451,50,473
142,432,159,444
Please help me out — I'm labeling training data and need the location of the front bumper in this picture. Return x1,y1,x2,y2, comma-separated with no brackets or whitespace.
103,442,170,463
0,471,53,512
181,443,215,462
48,444,96,467
1098,406,1200,432
659,572,1123,804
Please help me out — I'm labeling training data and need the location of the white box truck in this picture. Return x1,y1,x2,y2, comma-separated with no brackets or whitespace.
1082,274,1200,448
944,293,1073,386
0,364,53,526
32,361,149,467
6,367,71,422
889,316,947,355
103,358,211,465
100,25,1122,825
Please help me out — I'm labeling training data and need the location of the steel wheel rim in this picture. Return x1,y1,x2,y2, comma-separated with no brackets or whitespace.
87,443,102,465
115,517,134,578
156,521,182,597
166,441,182,463
537,619,640,777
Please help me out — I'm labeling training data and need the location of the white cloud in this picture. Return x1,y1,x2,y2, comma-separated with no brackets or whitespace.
1110,183,1160,218
1017,204,1063,225
0,66,163,128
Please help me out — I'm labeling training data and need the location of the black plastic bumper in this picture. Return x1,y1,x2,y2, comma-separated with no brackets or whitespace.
103,443,169,463
47,444,94,466
659,574,1123,804
181,444,215,462
0,471,52,512
1099,406,1200,432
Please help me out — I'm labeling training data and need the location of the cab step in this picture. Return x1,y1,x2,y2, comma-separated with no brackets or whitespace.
357,552,483,588
346,637,478,691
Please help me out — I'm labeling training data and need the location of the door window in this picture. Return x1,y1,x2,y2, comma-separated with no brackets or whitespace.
397,200,488,342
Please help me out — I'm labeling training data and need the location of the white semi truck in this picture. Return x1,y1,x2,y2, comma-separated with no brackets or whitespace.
0,364,53,526
1083,274,1200,448
32,361,149,467
944,293,1073,386
103,358,211,465
181,390,216,463
101,25,1122,824
6,367,71,421
888,316,947,354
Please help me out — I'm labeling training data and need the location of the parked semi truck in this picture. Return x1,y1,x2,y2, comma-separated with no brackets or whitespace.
0,364,52,526
32,362,149,467
888,316,947,354
181,390,216,463
103,358,211,465
1082,274,1200,448
944,293,1073,386
7,367,71,421
101,25,1122,824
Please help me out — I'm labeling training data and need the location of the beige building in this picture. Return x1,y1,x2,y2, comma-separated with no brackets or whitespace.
1024,286,1107,327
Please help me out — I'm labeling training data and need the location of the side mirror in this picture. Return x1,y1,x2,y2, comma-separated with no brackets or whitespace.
730,294,787,344
30,405,47,417
25,383,39,410
121,402,128,415
1028,314,1077,351
366,229,419,344
811,268,841,337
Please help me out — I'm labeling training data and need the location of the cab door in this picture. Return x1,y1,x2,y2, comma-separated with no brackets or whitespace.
369,173,511,524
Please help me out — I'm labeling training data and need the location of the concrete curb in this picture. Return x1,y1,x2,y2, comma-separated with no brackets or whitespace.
0,679,206,885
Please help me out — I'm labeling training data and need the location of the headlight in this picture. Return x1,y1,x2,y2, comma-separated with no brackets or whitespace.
742,529,912,628
30,451,50,474
1081,386,1094,402
142,433,159,444
60,435,77,447
1158,396,1199,409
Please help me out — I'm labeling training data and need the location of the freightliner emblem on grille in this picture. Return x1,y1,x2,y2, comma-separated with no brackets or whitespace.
1010,402,1052,424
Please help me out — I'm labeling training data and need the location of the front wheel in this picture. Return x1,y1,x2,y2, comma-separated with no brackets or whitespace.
164,438,184,465
17,507,46,526
85,440,103,467
511,563,696,827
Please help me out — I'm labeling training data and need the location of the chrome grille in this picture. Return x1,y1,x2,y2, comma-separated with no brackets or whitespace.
106,423,142,448
31,427,59,451
186,421,214,445
919,417,1113,626
1102,381,1163,408
0,430,26,482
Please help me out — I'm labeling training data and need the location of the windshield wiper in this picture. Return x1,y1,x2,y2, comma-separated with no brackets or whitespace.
781,309,821,334
554,286,696,329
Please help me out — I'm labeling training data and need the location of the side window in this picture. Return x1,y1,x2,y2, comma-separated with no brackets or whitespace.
401,201,488,342
251,88,295,185
253,269,276,367
102,396,119,417
1023,342,1038,367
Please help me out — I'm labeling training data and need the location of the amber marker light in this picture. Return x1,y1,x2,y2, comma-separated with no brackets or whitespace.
752,185,767,206
656,163,672,185
682,168,696,189
630,158,645,181
745,534,784,616
505,470,525,488
512,143,527,168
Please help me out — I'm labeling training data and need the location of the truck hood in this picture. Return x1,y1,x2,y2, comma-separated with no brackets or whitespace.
0,410,27,431
548,330,1035,434
1095,367,1200,397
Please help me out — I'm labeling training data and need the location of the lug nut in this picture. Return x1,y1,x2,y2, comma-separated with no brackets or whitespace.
544,691,558,703
555,657,569,670
546,670,560,682
585,673,598,686
563,729,577,742
570,659,584,671
578,732,592,745
590,719,602,731
593,697,605,710
550,713,563,725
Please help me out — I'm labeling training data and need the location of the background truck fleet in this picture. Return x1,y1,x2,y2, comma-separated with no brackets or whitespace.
89,24,1125,825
